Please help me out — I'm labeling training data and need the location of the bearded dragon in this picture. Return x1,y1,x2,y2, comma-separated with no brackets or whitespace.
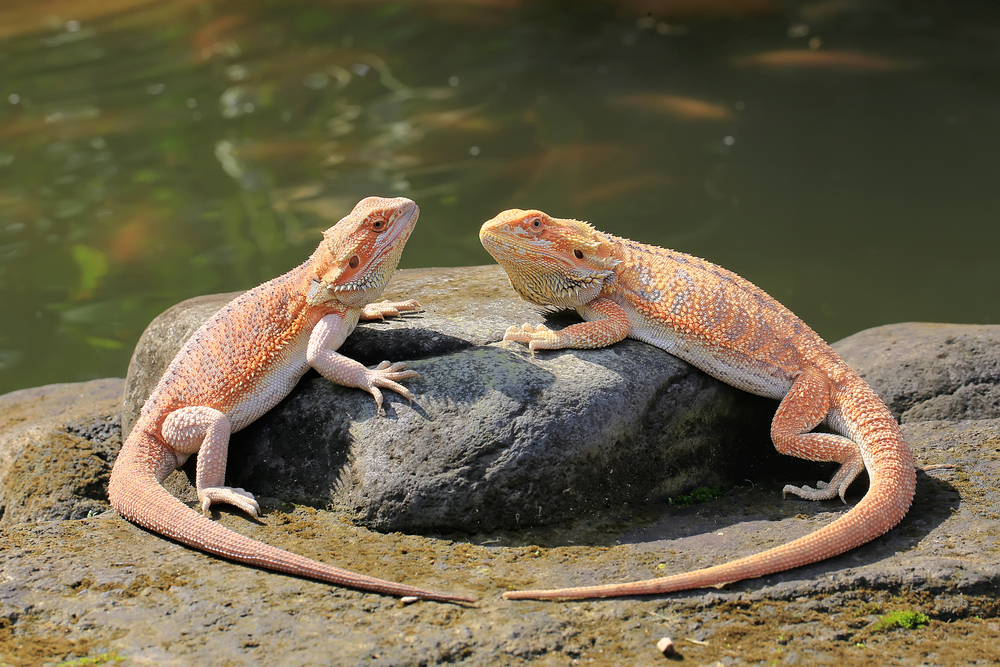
480,209,915,600
108,196,473,603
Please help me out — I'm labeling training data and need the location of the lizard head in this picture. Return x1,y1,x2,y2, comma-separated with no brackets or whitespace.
307,196,418,307
479,209,619,308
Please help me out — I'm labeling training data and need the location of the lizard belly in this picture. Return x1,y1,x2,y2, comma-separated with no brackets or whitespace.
226,342,311,433
621,310,794,400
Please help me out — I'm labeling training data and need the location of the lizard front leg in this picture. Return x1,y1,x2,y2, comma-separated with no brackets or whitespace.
771,367,866,503
307,313,418,414
503,297,631,352
360,299,421,321
161,406,261,517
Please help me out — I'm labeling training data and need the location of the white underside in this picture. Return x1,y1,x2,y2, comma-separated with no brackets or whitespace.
589,305,795,401
225,335,313,433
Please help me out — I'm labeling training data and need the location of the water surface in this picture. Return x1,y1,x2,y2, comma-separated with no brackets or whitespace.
1,0,998,393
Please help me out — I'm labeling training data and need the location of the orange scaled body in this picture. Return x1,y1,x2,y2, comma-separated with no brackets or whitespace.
109,197,473,604
481,209,915,600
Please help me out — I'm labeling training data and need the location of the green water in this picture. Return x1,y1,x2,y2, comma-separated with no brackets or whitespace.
1,0,998,395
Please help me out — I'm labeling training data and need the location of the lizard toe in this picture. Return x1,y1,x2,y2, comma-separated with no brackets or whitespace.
376,379,414,403
199,486,261,518
782,482,840,501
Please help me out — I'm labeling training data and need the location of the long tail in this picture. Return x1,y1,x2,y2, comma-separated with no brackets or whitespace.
108,431,475,604
504,398,915,601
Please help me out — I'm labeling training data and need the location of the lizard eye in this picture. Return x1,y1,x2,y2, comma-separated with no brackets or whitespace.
530,218,541,228
372,218,386,232
573,249,583,259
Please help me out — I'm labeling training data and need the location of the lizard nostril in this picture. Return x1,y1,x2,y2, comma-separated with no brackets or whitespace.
349,256,360,269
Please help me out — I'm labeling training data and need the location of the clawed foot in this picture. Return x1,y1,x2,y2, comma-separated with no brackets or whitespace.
783,456,865,504
199,486,261,517
503,323,559,353
781,480,848,505
364,360,419,415
782,480,840,502
360,299,422,321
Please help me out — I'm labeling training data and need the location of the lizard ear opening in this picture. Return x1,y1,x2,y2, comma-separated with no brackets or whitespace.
574,249,584,259
348,255,360,269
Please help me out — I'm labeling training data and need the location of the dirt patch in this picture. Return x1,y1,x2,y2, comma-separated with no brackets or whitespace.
2,476,998,667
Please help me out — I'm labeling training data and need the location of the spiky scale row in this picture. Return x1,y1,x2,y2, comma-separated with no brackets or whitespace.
480,209,915,601
108,197,474,604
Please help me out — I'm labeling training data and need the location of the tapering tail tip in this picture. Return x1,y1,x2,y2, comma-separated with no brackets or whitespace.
502,586,631,601
415,590,478,604
504,589,555,601
499,443,916,603
110,432,477,605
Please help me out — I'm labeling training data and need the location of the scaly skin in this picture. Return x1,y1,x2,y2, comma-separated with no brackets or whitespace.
108,197,474,604
480,209,915,601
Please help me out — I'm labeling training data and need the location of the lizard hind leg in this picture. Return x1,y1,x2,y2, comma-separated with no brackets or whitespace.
771,368,866,503
161,406,262,518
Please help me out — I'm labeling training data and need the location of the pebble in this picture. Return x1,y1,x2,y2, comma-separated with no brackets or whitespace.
656,636,675,655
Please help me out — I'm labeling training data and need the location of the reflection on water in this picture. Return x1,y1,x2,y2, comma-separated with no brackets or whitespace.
0,0,998,394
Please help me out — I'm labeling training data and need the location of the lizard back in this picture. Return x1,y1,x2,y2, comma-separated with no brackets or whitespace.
139,260,329,433
601,232,852,400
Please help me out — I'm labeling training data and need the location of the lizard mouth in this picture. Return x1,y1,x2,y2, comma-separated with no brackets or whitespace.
487,239,615,276
480,228,613,301
341,204,416,286
480,225,577,271
322,202,418,299
306,201,419,306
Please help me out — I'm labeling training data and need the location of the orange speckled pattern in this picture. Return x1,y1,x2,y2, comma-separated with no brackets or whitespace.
480,209,916,601
108,196,474,604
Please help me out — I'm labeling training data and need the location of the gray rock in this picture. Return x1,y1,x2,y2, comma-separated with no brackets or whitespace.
235,342,780,533
0,379,124,527
833,322,1000,423
122,265,780,533
4,268,1000,663
0,396,996,665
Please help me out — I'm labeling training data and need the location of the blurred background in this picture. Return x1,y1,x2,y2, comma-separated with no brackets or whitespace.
1,0,998,394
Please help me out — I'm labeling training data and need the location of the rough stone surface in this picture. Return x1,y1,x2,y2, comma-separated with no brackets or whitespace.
833,322,1000,423
122,265,781,533
3,267,1000,664
0,379,124,527
0,400,997,665
237,345,781,533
